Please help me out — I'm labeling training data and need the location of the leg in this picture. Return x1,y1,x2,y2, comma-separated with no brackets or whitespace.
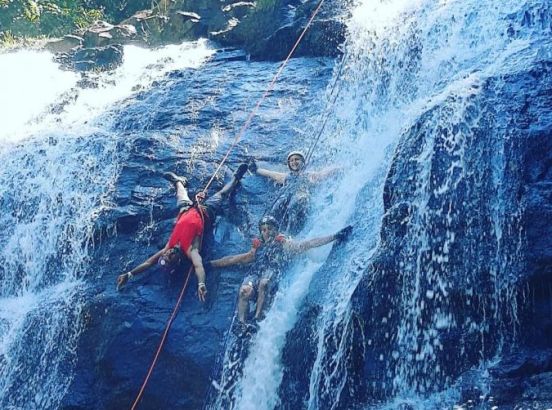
214,162,248,198
254,278,270,320
204,163,248,218
176,181,192,210
238,284,254,323
163,172,192,210
237,274,258,323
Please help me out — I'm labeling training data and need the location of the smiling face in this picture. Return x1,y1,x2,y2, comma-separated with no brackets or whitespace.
287,154,305,172
259,223,277,242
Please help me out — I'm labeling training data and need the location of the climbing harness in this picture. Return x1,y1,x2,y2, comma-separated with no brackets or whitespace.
130,0,329,407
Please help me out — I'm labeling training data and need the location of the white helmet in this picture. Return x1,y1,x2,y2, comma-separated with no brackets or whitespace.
287,150,305,162
286,151,305,171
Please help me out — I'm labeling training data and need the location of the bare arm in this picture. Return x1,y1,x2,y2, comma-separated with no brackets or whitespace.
256,167,287,185
188,247,207,302
284,234,337,254
208,248,256,268
116,246,168,289
307,166,341,183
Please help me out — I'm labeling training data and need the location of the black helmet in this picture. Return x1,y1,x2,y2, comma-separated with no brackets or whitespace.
258,215,278,231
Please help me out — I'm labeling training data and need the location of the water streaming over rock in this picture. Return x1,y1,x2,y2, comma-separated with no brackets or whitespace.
1,0,550,408
221,0,552,409
0,42,214,408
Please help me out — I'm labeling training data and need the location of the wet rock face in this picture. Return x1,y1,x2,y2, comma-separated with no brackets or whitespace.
55,44,124,72
59,55,331,410
347,60,552,406
46,0,347,70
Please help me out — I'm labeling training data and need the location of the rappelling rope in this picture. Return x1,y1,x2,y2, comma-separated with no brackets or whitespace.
130,0,327,407
267,49,348,232
130,206,206,410
202,0,327,193
304,48,348,167
130,266,194,410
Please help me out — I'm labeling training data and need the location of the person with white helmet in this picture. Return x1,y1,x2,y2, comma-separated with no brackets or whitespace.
248,150,339,234
205,215,352,330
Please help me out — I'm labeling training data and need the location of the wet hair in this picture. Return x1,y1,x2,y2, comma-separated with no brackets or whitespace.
158,246,183,271
258,215,278,232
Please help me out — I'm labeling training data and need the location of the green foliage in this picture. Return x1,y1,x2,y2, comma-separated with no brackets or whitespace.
82,0,150,22
0,0,109,39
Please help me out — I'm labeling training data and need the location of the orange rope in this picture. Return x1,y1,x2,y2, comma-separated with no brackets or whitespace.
203,0,326,193
130,265,194,410
129,0,326,407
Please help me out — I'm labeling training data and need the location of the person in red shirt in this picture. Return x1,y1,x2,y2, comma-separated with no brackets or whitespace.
207,215,352,322
116,164,248,301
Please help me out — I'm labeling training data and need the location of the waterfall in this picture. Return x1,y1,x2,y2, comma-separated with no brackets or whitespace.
219,0,551,408
0,41,214,408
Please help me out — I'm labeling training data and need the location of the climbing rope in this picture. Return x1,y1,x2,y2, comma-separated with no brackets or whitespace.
130,265,194,410
130,208,206,410
130,0,327,407
265,49,348,232
203,0,327,193
303,49,348,167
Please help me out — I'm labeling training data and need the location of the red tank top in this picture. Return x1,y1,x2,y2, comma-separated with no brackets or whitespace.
167,207,205,254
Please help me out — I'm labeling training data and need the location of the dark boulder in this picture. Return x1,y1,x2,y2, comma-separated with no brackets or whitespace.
81,21,137,48
251,18,346,60
71,45,124,72
44,34,83,54
345,56,552,406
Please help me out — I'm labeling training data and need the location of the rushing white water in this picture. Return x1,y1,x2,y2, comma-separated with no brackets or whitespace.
227,0,549,408
0,41,214,408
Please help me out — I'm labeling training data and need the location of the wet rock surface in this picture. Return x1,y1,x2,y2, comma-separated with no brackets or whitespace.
45,0,347,72
60,55,332,409
347,61,552,406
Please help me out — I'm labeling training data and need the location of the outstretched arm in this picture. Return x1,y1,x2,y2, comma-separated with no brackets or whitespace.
284,234,337,254
308,166,341,183
208,248,256,268
284,225,353,254
116,246,168,289
188,246,207,302
256,167,287,185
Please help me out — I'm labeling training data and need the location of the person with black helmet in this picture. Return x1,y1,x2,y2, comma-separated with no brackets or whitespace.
116,163,249,302
248,150,339,234
206,215,353,325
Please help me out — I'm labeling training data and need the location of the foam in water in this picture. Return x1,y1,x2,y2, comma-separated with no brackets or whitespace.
0,41,214,408
226,0,547,408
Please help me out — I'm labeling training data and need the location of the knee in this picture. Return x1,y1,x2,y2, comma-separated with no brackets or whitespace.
258,279,269,291
239,284,253,299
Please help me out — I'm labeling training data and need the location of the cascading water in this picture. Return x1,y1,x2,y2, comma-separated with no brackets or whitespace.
211,0,551,409
2,0,549,407
0,42,214,408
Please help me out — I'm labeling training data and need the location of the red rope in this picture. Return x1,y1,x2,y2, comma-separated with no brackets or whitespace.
203,0,326,192
130,265,194,410
129,1,326,407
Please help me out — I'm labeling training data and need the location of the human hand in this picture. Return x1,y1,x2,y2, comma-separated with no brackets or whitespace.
116,272,132,290
248,158,257,173
334,225,353,242
198,282,207,302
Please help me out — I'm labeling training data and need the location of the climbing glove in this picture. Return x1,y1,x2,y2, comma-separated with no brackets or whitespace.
248,158,257,173
335,225,353,242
